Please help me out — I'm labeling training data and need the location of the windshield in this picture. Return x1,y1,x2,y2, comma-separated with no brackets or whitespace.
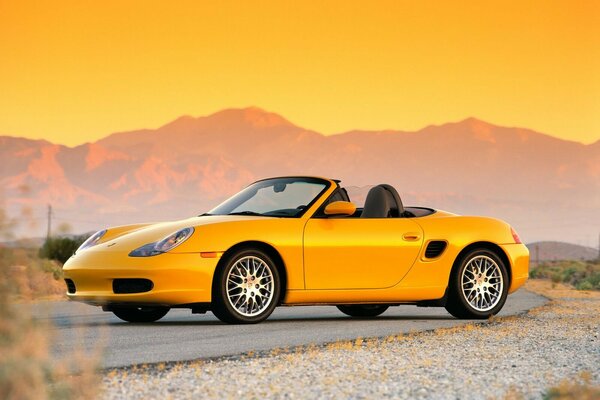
208,177,330,218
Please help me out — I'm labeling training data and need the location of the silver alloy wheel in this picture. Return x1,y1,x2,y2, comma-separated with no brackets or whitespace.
461,255,503,312
226,255,275,317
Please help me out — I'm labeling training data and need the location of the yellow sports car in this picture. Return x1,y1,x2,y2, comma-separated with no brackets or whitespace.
63,176,529,324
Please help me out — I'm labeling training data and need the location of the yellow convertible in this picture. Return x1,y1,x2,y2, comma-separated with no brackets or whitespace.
63,176,529,324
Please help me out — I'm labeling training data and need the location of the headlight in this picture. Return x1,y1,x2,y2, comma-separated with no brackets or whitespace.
77,229,107,252
129,227,194,257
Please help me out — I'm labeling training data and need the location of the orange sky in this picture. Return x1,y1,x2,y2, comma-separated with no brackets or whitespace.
0,1,598,146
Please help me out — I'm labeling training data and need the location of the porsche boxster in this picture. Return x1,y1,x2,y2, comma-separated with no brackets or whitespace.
63,176,529,324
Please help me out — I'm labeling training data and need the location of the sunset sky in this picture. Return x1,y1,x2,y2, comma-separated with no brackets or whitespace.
0,1,598,146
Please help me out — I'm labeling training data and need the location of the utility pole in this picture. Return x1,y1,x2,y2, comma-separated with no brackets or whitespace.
535,244,539,267
598,232,600,262
46,204,52,240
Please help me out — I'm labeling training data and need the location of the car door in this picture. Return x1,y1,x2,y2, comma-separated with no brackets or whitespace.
303,218,424,290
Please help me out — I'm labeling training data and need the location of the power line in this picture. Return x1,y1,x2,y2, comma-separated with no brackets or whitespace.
46,204,52,239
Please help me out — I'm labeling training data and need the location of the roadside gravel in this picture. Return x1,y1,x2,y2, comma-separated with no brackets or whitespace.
102,281,600,399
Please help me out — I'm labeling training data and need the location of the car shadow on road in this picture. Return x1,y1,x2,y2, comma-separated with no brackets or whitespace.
70,314,457,328
265,315,457,323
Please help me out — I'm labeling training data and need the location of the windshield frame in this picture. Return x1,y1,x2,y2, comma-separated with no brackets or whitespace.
206,176,333,218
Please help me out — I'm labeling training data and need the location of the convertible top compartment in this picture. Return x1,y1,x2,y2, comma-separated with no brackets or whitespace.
405,207,435,217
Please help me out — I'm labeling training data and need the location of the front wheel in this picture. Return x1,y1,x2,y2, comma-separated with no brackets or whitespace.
445,249,509,319
112,306,170,323
212,249,281,324
337,304,389,317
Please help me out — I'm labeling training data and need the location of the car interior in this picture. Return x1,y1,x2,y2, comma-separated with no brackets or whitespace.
320,184,435,218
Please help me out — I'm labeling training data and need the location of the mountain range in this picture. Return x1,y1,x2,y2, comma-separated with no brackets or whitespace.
1,107,599,245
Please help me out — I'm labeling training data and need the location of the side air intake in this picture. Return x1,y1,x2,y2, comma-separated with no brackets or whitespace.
425,241,447,259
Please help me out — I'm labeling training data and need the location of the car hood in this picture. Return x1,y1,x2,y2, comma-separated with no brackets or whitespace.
78,215,274,255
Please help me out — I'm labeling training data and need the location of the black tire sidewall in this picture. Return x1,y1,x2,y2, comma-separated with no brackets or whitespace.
214,249,280,324
451,249,509,318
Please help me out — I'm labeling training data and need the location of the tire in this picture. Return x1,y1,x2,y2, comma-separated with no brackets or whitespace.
445,248,509,319
112,306,169,323
337,304,389,317
212,248,281,324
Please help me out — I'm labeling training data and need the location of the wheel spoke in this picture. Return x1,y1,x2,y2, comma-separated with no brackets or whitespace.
234,295,245,308
228,277,241,285
256,263,265,278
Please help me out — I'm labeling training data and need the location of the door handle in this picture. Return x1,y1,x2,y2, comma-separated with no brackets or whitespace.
402,232,421,241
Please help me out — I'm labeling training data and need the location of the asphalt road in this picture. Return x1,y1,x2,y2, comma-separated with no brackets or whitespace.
31,290,546,369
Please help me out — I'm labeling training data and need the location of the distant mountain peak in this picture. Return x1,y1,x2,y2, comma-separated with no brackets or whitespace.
424,117,583,146
441,117,497,130
158,115,196,130
419,116,495,133
209,107,294,128
157,107,295,132
171,114,195,123
460,116,490,124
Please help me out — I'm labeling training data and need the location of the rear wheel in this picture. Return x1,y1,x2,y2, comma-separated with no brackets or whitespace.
445,249,508,319
337,304,389,317
212,249,280,324
112,306,169,323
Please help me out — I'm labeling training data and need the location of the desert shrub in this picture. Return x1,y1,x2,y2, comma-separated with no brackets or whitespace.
543,371,600,399
39,236,86,265
530,260,600,290
0,209,100,399
0,246,65,299
575,272,600,291
561,266,577,282
576,281,594,291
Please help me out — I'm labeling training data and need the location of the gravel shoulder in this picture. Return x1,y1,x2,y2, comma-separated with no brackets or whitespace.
102,281,600,399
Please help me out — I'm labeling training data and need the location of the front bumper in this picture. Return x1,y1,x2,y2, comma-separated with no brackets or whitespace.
62,249,219,306
500,243,530,293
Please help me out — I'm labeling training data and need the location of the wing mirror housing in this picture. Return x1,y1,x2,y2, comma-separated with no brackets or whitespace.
324,201,357,216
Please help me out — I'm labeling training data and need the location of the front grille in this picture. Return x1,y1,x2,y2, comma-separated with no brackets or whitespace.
113,278,154,294
65,279,76,294
425,241,447,258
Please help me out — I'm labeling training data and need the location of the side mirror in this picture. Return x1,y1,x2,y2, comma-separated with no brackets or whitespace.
324,201,356,216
